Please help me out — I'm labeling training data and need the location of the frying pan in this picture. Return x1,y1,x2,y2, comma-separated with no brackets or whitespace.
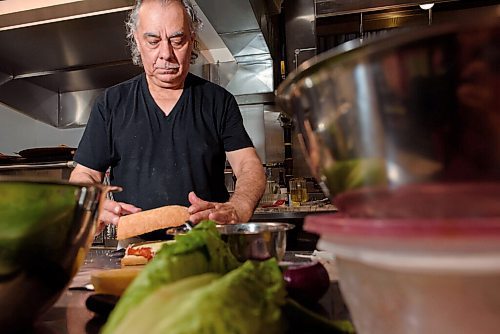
17,146,76,162
0,154,26,165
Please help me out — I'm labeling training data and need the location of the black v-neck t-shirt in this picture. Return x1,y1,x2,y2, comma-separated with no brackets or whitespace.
75,73,253,211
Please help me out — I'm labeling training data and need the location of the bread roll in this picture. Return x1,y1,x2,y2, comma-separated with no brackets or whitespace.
120,256,148,267
117,205,189,240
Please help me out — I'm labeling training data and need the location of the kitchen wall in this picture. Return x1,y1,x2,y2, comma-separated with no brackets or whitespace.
0,103,84,154
0,101,282,165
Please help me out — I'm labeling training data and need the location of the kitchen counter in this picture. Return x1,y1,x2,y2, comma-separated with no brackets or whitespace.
253,204,338,220
33,248,350,334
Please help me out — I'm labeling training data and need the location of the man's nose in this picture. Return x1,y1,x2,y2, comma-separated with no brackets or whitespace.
159,40,174,60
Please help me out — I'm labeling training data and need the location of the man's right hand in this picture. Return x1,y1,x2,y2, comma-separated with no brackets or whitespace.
99,199,142,225
69,163,142,227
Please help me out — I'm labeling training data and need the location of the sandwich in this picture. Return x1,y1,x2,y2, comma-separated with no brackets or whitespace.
116,205,190,266
121,240,175,266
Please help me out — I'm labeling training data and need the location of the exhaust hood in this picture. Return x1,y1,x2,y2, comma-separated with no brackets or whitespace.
195,0,277,96
0,0,278,128
0,0,140,128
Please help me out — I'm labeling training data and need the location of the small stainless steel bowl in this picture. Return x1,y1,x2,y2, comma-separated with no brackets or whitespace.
217,222,294,262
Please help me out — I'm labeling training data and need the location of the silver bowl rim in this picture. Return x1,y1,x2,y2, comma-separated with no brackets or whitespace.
216,222,295,235
276,14,499,107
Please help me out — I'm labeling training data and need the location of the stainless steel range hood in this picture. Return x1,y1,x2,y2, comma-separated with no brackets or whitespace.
0,0,278,128
0,0,140,128
195,0,279,96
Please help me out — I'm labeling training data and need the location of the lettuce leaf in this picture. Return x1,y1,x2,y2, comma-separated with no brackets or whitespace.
102,220,241,333
108,259,286,334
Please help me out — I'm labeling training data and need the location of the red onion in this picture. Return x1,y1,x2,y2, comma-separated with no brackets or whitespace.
283,261,330,303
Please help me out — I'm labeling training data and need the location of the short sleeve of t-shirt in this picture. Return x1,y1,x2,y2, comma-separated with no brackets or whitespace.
220,94,254,152
73,95,112,172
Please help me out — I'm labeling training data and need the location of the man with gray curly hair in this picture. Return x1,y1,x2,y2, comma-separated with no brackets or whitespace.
126,0,202,66
71,0,266,240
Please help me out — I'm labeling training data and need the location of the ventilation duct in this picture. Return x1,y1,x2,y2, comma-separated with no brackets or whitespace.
195,0,277,96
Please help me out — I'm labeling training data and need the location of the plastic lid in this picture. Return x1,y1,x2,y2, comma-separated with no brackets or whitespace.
334,182,500,219
304,214,500,238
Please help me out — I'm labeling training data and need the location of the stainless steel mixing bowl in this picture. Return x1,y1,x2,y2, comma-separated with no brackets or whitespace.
0,178,111,331
276,15,500,217
217,223,294,262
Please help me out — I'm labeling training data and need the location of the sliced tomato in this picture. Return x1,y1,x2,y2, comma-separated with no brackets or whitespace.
127,247,154,260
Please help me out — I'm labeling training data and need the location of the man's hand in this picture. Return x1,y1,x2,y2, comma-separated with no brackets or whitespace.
187,147,266,224
99,198,142,226
70,163,146,237
187,192,239,224
69,163,142,232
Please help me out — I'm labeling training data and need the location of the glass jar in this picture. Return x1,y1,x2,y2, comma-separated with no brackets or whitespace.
289,177,308,206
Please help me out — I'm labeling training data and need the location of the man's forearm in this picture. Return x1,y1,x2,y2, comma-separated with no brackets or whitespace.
229,160,266,222
69,164,104,184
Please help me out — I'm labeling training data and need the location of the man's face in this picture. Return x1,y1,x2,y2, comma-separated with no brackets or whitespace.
134,0,194,89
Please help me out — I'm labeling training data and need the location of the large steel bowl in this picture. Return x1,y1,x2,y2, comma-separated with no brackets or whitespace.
0,178,111,331
217,222,294,262
276,15,500,217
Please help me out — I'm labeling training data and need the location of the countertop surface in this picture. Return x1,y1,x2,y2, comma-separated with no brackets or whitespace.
254,204,337,215
33,248,349,334
252,205,338,223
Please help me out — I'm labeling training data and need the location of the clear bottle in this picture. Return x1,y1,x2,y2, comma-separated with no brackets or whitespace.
278,170,289,206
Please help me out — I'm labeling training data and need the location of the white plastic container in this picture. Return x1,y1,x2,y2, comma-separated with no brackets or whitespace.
306,212,500,334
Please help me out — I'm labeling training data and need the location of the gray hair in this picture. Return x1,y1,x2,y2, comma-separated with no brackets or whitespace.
125,0,202,66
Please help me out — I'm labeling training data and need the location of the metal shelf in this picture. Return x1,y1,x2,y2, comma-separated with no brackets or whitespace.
0,161,76,170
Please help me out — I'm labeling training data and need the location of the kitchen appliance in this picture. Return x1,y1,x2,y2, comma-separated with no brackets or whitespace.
0,177,114,331
276,11,500,334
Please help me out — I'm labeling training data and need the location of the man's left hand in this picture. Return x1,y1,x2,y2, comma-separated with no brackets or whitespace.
187,191,239,224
